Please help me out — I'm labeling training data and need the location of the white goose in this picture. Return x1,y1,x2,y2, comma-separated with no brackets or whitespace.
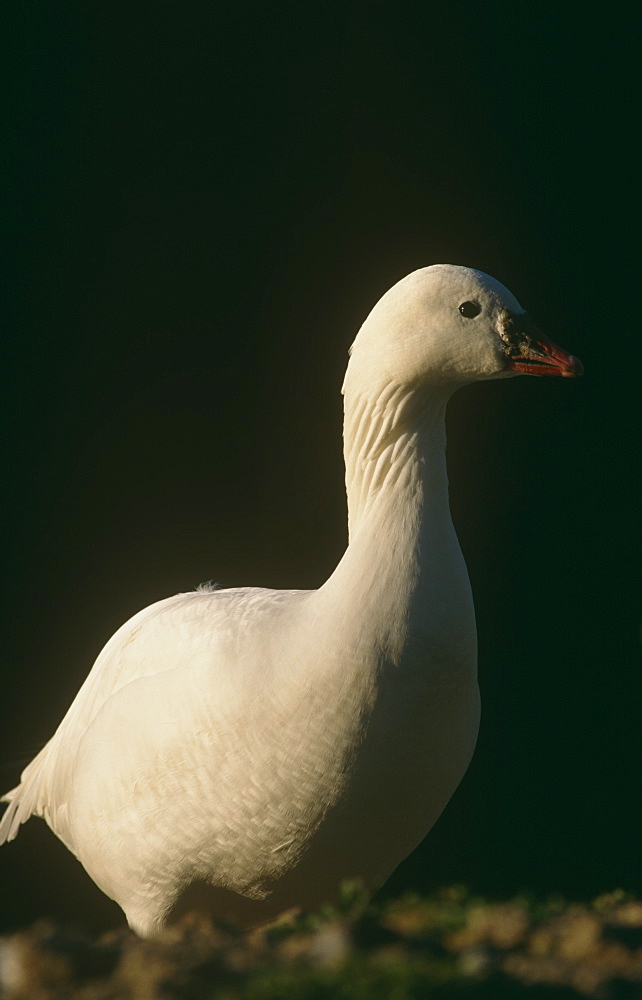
0,265,582,936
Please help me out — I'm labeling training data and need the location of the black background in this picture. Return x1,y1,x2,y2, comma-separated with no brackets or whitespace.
1,2,638,933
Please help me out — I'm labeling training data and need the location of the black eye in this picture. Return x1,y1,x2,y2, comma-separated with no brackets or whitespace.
459,301,481,318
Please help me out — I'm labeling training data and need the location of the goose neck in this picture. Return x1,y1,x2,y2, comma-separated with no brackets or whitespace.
343,382,450,540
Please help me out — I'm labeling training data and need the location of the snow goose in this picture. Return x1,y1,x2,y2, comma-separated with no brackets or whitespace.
0,265,583,936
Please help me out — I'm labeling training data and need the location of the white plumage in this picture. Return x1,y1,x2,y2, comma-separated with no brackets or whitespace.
0,265,582,936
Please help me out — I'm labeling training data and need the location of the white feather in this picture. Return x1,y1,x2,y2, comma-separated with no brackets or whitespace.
1,265,578,936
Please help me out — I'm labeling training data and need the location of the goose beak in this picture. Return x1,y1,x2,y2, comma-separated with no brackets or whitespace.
500,312,584,378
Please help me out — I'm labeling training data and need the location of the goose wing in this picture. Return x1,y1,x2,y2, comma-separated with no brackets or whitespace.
0,587,301,848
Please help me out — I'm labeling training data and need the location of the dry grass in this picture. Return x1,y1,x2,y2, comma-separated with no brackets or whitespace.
1,885,641,999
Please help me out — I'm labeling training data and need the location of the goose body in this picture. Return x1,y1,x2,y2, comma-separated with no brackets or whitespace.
0,265,582,936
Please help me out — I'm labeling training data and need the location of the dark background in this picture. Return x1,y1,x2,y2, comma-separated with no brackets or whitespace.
1,2,638,934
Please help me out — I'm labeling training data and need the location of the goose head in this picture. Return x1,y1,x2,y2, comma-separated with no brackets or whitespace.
345,264,583,396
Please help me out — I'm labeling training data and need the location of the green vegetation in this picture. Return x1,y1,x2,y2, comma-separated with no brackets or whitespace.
2,886,641,998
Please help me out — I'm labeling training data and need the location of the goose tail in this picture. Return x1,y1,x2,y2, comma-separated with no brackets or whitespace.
0,751,50,845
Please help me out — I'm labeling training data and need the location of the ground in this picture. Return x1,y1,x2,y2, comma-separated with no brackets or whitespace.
1,886,641,999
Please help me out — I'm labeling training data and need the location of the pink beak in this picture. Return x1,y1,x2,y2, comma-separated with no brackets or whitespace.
501,313,584,378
